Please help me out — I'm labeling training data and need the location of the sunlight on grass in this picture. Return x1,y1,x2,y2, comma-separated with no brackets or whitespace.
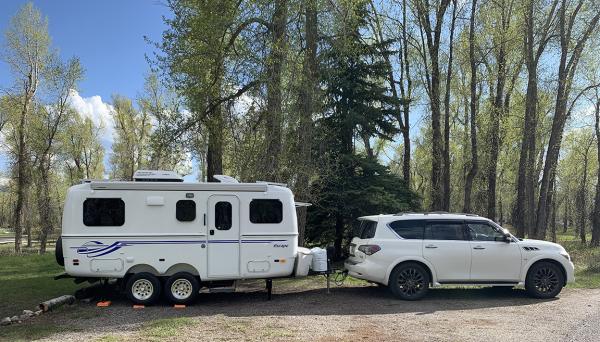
141,317,195,341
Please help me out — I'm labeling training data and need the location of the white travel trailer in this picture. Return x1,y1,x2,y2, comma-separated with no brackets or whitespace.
56,170,314,305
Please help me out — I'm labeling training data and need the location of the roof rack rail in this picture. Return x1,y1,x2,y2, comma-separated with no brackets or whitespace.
394,211,416,216
424,211,449,215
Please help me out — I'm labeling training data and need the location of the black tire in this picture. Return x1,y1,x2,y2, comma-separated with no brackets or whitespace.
55,236,64,266
525,261,564,299
164,272,200,305
389,262,430,300
125,272,161,305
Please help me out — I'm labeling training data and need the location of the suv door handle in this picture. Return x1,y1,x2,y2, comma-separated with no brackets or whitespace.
425,245,437,249
473,246,485,250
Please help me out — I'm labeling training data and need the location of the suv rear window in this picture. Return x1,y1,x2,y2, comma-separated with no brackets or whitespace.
425,221,465,240
358,220,377,239
389,220,424,239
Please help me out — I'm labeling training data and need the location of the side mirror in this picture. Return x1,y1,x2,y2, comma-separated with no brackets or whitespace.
503,233,512,243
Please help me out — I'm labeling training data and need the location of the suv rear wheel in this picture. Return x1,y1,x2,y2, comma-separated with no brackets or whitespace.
525,261,564,299
389,262,430,300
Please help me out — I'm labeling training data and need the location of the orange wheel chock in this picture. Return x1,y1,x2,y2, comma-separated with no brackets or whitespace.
173,304,186,309
132,304,145,309
96,301,111,307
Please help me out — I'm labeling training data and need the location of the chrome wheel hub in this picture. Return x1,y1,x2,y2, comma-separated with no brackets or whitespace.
171,278,193,300
132,279,154,301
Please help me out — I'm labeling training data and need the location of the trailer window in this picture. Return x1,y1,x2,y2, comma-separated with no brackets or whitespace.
176,200,196,222
83,198,125,226
215,201,232,230
250,199,283,224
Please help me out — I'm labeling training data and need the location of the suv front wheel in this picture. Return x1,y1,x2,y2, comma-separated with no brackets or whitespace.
525,261,564,299
389,262,430,300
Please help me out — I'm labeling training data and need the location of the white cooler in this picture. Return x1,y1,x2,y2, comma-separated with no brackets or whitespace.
294,247,313,277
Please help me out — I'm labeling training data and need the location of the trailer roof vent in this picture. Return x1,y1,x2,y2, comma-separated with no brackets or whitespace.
133,170,183,182
213,175,239,183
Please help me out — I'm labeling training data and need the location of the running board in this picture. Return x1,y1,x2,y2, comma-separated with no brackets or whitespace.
205,287,236,293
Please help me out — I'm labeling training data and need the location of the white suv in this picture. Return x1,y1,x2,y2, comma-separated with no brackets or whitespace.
344,213,575,300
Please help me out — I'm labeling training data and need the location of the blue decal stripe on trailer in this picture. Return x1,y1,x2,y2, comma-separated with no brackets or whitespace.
71,239,288,257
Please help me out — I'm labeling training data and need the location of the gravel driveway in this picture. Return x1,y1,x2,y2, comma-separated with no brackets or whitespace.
19,279,600,342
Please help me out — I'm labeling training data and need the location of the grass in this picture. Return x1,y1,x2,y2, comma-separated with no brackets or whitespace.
555,230,600,288
0,247,83,318
0,322,80,341
141,317,195,341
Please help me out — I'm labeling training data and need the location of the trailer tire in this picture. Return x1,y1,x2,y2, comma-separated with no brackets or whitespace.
164,272,199,305
55,237,64,266
126,272,161,305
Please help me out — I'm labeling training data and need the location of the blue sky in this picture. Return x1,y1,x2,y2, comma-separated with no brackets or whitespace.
0,0,170,101
0,1,199,179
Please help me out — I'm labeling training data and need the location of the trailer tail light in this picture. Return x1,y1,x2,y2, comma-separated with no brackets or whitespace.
357,245,381,255
73,259,79,266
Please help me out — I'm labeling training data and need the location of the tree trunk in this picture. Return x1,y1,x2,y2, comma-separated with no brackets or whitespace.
14,91,33,253
442,1,457,212
264,0,288,181
592,98,600,246
294,0,317,246
463,0,478,213
37,157,54,254
206,112,223,182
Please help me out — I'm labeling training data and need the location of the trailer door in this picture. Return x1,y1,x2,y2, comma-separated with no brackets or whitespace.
207,195,240,278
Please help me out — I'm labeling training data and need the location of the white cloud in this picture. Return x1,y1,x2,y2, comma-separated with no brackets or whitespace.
68,90,115,143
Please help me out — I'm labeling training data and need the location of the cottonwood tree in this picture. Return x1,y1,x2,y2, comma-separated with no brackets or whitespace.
110,95,151,179
30,57,83,253
2,3,51,252
413,0,452,211
513,0,559,238
535,0,600,239
63,114,105,183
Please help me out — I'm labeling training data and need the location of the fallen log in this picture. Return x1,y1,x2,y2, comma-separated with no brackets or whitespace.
38,295,75,312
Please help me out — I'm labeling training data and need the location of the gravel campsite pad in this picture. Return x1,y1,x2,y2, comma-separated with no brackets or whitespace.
4,278,599,342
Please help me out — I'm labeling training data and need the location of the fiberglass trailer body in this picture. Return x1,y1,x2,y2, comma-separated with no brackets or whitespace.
58,171,311,305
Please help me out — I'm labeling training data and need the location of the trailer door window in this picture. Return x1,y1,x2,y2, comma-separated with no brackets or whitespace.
215,201,232,230
83,198,125,226
176,200,196,222
249,199,283,224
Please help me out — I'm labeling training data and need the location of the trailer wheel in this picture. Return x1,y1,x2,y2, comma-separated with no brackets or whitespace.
126,272,161,305
164,272,199,305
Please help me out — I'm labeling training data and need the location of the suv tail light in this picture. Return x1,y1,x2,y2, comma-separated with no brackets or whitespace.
358,244,381,255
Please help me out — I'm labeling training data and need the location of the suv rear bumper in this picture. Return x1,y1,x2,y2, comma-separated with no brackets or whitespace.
344,259,387,285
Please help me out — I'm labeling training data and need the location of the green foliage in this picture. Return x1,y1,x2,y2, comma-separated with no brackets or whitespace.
307,1,419,250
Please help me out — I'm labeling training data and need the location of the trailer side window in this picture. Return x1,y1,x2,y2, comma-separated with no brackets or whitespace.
83,198,125,226
215,201,232,230
250,199,283,224
176,200,196,222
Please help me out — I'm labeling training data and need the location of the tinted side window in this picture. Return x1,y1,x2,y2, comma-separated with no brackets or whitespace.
467,222,505,241
389,220,424,239
215,201,232,230
176,200,196,222
360,221,377,239
83,198,125,226
425,221,465,240
250,199,283,224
